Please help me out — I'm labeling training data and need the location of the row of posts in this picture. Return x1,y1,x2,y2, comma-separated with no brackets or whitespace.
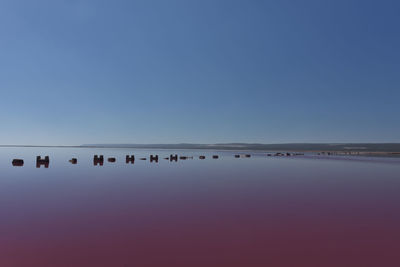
11,153,254,168
11,153,312,168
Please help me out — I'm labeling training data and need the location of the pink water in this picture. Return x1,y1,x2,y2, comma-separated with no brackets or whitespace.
0,148,399,266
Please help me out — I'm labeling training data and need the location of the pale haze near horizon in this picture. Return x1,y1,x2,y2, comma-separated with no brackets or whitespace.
0,0,399,146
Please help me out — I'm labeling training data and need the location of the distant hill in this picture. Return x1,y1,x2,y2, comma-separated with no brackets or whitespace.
81,143,400,152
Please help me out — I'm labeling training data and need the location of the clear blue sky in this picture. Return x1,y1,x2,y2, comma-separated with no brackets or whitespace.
0,0,399,145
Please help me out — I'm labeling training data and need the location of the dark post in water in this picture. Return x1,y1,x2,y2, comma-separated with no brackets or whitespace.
93,155,104,166
126,155,135,164
150,155,159,163
36,156,49,168
12,159,24,167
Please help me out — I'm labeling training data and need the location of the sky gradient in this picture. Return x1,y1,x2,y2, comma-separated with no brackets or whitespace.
0,0,399,145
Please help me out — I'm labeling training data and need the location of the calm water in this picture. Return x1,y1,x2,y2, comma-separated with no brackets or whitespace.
0,147,399,267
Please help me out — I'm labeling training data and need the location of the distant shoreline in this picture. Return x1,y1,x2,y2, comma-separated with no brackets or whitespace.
1,143,400,156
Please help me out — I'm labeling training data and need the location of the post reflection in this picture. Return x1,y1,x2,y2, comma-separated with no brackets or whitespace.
12,159,24,167
126,155,135,164
36,156,49,168
93,155,104,166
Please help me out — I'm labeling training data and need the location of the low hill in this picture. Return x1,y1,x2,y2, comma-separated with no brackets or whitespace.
81,143,400,152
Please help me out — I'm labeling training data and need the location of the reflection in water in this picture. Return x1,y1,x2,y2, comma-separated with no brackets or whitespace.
0,148,400,266
108,157,116,163
6,152,400,169
170,154,178,162
12,159,24,166
93,155,104,166
126,155,135,164
150,155,159,163
36,156,49,168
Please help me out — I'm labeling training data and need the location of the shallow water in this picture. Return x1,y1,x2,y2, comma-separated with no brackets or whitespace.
0,148,399,267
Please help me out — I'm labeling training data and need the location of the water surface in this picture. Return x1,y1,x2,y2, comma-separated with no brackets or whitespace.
0,148,399,267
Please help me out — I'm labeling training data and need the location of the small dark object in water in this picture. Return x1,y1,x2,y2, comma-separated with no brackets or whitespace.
164,157,169,160
170,154,178,162
36,156,50,168
234,155,240,158
179,156,193,160
140,158,147,160
126,155,135,164
245,154,251,158
267,154,272,156
108,157,116,163
93,155,104,166
212,155,219,159
12,159,24,166
199,156,206,159
69,158,77,164
150,155,159,163
286,153,291,156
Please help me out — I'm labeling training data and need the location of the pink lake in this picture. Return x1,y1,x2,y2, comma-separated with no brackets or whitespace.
0,148,399,267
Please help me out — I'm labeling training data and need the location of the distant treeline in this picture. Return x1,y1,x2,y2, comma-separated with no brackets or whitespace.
81,143,400,152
